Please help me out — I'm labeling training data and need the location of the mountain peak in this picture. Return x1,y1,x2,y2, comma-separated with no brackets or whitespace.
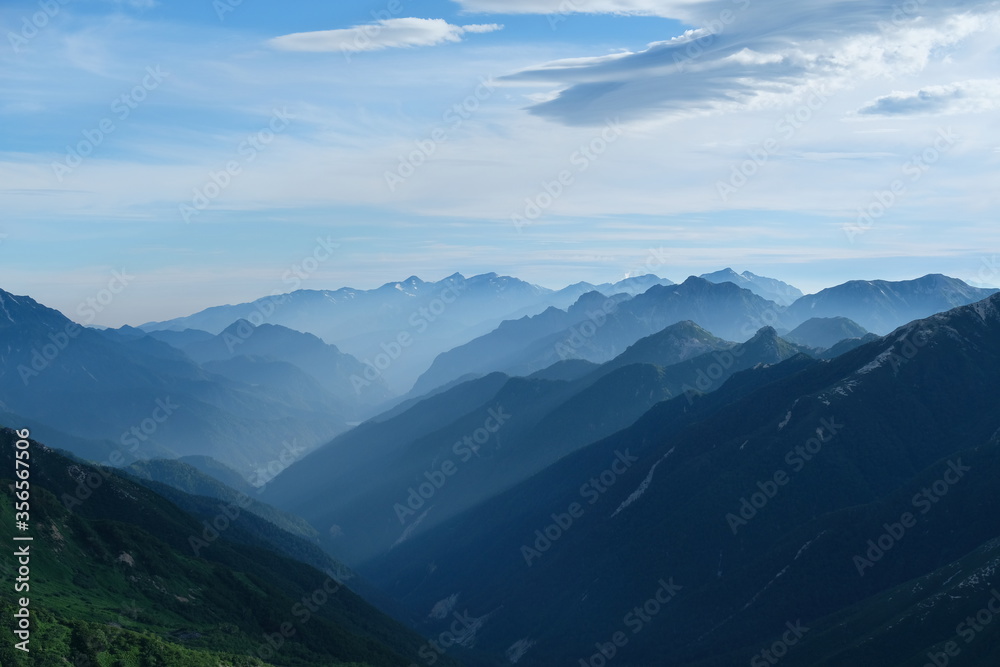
751,325,779,340
569,290,615,313
700,268,745,281
221,318,255,336
680,275,713,287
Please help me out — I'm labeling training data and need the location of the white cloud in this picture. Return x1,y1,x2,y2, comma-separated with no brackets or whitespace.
494,1,1000,125
268,18,503,54
453,0,695,17
857,79,1000,116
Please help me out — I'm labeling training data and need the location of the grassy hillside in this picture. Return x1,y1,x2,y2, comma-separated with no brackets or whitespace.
0,427,464,667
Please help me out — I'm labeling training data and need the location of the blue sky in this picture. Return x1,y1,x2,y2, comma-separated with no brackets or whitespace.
1,0,998,325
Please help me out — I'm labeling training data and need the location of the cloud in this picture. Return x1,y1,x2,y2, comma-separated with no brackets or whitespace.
268,18,503,54
488,0,999,125
857,79,1000,116
453,0,692,17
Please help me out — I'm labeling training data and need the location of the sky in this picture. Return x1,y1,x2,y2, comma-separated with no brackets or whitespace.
1,0,998,326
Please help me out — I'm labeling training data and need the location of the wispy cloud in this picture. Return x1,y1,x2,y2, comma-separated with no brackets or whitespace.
454,0,693,17
857,79,1000,116
491,0,999,125
268,18,503,54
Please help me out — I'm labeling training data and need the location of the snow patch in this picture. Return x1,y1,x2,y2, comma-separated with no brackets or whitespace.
794,530,828,561
957,557,1000,589
970,298,999,323
392,507,431,548
856,347,894,375
611,447,674,518
741,565,789,612
0,293,13,323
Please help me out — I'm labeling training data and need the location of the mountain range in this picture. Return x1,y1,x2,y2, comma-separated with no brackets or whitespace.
3,270,1000,666
0,428,470,667
699,268,804,305
356,292,1000,665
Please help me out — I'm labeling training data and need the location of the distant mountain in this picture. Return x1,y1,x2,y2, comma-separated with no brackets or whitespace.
0,288,350,473
818,332,880,360
140,273,556,393
145,327,215,348
784,316,869,349
786,273,997,334
488,274,676,327
596,273,676,295
360,292,1000,666
526,358,600,382
124,458,318,540
263,322,812,565
177,319,391,414
413,277,783,394
409,290,633,395
0,429,464,667
176,454,256,494
700,268,804,305
597,320,733,375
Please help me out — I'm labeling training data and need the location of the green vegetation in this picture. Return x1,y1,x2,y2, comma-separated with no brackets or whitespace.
0,428,458,667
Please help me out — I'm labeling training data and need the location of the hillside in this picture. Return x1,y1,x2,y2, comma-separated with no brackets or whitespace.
0,429,467,667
